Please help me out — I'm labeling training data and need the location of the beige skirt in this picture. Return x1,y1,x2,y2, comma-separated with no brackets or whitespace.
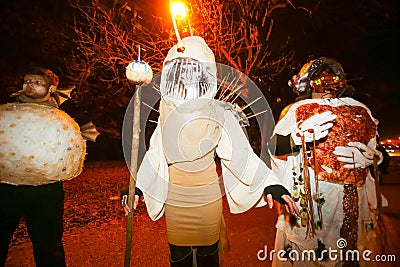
165,160,223,246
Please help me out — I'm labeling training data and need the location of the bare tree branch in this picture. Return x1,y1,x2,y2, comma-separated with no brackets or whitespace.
65,0,314,102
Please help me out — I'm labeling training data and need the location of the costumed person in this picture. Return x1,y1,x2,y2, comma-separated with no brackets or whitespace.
0,66,98,266
269,57,387,266
122,36,300,267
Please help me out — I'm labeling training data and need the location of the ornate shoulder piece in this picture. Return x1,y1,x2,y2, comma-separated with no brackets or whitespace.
218,101,249,127
79,121,100,142
53,86,75,106
10,90,24,98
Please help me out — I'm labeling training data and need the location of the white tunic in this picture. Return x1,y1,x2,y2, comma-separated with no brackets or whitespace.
136,99,283,221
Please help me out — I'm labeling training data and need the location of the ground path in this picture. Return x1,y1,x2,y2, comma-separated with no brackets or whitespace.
5,158,400,266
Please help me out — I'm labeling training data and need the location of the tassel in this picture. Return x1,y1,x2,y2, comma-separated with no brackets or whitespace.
300,134,316,238
312,133,323,227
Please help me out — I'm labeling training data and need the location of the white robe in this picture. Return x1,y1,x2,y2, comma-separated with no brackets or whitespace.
136,99,284,221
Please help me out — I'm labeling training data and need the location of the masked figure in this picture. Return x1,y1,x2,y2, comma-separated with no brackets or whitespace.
126,36,299,266
270,57,387,266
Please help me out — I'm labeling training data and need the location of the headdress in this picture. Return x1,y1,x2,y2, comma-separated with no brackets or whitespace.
289,57,350,99
160,36,217,105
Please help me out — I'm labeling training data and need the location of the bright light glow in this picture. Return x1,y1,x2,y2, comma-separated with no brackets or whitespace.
171,1,187,19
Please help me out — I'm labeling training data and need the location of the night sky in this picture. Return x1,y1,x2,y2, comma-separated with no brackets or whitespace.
0,0,399,139
269,1,400,139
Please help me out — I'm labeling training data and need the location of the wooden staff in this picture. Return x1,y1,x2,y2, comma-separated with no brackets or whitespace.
124,85,142,267
373,153,389,255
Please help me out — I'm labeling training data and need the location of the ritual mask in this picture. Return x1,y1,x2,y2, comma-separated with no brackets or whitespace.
289,57,347,98
160,36,217,105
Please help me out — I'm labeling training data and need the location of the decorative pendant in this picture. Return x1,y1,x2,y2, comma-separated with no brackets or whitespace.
301,209,309,227
292,186,300,199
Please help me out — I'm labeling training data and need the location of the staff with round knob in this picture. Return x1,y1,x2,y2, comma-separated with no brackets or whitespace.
123,48,153,267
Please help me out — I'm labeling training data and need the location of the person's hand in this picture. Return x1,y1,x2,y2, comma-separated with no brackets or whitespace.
121,194,140,216
266,193,300,217
333,141,383,169
120,188,142,216
291,111,337,145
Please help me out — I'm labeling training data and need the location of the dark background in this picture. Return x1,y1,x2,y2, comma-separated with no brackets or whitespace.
0,0,399,160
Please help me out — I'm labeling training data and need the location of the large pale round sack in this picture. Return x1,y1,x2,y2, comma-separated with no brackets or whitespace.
0,103,86,185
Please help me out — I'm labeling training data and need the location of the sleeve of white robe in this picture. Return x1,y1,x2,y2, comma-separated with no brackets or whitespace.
216,110,285,214
136,123,169,221
272,103,298,137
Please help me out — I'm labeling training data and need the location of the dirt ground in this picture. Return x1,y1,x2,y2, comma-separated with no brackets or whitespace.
4,158,400,267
